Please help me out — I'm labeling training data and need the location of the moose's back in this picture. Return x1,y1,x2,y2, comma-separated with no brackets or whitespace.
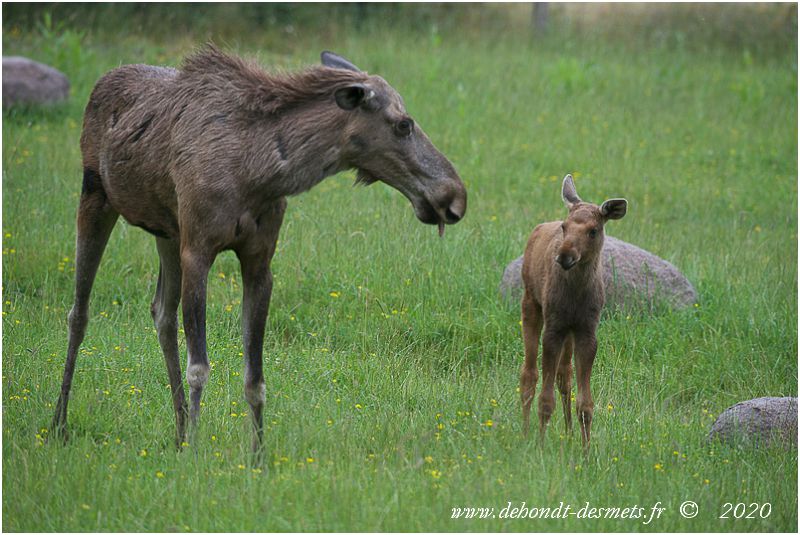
81,64,182,239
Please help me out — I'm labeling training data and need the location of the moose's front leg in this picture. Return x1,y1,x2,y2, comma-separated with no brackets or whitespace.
574,331,598,450
538,327,565,441
238,255,273,458
180,247,213,439
237,199,286,459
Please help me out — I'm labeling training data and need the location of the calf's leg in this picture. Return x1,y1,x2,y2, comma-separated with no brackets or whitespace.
520,292,542,436
538,327,565,440
556,335,574,433
574,331,598,448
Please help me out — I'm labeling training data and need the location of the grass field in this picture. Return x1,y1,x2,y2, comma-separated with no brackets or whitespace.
2,5,798,532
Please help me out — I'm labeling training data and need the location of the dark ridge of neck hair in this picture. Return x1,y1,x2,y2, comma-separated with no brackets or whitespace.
178,44,369,115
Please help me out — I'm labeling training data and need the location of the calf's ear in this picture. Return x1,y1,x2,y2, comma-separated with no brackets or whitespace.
561,174,582,208
600,198,628,220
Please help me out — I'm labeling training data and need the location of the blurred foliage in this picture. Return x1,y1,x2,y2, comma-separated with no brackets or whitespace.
2,2,797,60
556,2,797,59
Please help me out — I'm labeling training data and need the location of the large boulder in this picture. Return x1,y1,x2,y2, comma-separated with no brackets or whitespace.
3,56,69,108
499,236,698,310
709,397,797,448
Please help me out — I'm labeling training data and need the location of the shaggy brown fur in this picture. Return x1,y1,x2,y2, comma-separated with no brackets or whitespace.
53,46,467,455
520,174,626,448
179,47,369,115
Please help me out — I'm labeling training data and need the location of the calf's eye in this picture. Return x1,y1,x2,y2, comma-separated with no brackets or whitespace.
588,228,598,238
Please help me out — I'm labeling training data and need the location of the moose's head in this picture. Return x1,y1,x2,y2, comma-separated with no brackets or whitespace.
322,51,467,236
556,174,627,270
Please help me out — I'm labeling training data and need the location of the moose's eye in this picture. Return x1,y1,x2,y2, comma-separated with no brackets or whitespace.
395,118,414,137
588,228,598,238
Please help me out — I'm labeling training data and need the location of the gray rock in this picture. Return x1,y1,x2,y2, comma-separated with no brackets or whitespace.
3,56,69,107
709,397,797,448
500,256,526,303
500,236,698,310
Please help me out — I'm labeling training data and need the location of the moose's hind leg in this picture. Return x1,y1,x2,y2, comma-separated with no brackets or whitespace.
52,168,119,440
151,237,188,448
520,292,542,437
180,247,213,440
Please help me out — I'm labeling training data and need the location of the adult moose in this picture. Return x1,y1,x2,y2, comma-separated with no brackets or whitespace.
52,46,467,453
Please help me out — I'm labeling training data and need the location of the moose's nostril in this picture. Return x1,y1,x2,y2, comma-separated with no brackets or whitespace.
445,206,462,223
556,255,577,270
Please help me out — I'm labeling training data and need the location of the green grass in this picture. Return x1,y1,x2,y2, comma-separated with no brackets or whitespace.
2,9,797,532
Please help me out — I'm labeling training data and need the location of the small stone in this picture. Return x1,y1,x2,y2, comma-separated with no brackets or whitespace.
709,397,797,448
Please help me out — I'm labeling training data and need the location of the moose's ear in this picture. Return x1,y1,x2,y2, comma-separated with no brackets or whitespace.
321,51,361,72
561,174,582,208
334,84,373,110
600,198,628,220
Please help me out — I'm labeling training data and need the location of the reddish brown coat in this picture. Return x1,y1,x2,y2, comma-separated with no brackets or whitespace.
520,174,626,447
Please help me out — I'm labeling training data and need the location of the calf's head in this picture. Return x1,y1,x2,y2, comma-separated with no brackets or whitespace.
322,51,467,236
556,174,627,271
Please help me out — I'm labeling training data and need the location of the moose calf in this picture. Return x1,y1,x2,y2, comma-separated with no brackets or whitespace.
519,174,627,447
